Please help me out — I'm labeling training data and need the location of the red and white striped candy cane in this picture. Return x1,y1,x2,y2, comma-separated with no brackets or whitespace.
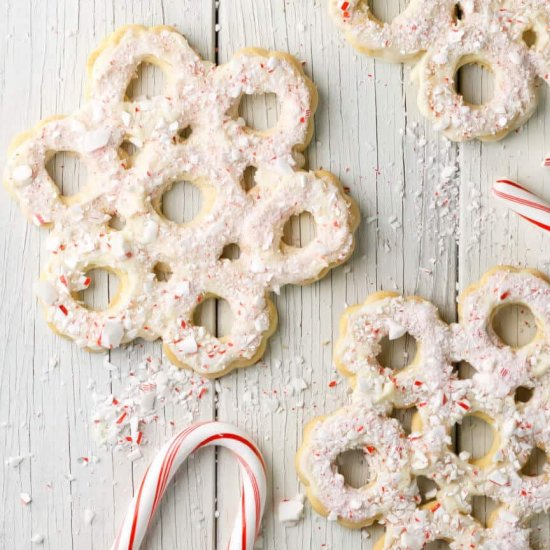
112,421,267,550
493,179,550,232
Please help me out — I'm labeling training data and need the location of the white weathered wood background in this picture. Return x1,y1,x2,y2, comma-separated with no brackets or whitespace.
1,1,550,548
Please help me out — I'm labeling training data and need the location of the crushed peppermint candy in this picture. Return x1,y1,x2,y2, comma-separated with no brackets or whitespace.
91,356,209,454
278,493,305,523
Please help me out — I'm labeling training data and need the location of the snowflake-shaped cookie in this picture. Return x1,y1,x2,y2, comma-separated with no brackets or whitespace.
4,25,359,378
297,266,550,548
330,0,550,141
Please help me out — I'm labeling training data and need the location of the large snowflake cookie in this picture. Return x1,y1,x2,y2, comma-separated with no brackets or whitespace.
297,266,550,548
4,25,358,378
329,0,550,141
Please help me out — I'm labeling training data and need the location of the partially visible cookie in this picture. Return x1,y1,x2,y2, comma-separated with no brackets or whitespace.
297,266,550,547
329,0,549,141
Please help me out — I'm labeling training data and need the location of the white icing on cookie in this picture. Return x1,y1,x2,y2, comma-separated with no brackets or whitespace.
296,406,418,527
329,0,550,141
298,266,550,546
3,25,358,378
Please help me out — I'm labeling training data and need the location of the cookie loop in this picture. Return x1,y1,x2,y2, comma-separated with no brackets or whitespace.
334,292,453,409
376,501,529,549
162,265,275,378
296,406,417,527
328,0,456,62
521,1,550,83
453,267,550,396
413,17,538,141
375,501,483,549
506,378,550,516
423,392,533,500
5,115,125,226
87,25,203,103
215,49,316,168
36,235,150,351
239,169,356,287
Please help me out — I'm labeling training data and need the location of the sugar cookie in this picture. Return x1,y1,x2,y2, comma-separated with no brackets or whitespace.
297,266,550,547
4,25,359,378
329,0,550,141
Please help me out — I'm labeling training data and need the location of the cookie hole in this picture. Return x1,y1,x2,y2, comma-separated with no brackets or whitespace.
390,407,419,436
416,475,438,504
515,386,534,403
193,296,233,338
456,361,476,380
242,166,257,192
239,92,278,132
178,126,192,142
46,151,86,197
424,541,451,550
126,61,167,99
282,211,316,248
77,268,120,311
153,262,173,283
108,213,126,231
455,413,496,465
377,333,417,371
454,3,464,21
471,496,499,529
220,243,241,261
523,28,537,49
456,62,494,107
159,180,203,225
367,0,404,24
118,140,138,168
336,449,372,489
492,303,537,348
521,447,548,477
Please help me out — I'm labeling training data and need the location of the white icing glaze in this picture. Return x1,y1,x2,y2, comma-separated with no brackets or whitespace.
3,25,358,378
329,0,550,141
297,406,418,526
298,266,550,546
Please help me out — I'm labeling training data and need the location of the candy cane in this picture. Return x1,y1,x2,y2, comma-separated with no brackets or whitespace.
112,421,267,550
492,179,550,232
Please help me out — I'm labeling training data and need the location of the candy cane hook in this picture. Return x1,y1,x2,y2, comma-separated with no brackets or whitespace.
112,421,267,550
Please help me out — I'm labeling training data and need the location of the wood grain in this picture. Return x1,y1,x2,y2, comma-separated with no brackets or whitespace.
0,0,549,549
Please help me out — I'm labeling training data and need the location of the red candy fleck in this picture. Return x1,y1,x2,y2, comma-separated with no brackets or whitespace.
59,304,68,316
328,380,338,388
500,291,510,300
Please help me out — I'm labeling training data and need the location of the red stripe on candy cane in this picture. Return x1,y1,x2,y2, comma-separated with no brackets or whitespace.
493,179,550,234
494,184,550,214
111,421,266,550
518,214,550,232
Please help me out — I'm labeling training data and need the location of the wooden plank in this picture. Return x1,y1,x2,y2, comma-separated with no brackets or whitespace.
0,2,216,549
215,1,458,549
